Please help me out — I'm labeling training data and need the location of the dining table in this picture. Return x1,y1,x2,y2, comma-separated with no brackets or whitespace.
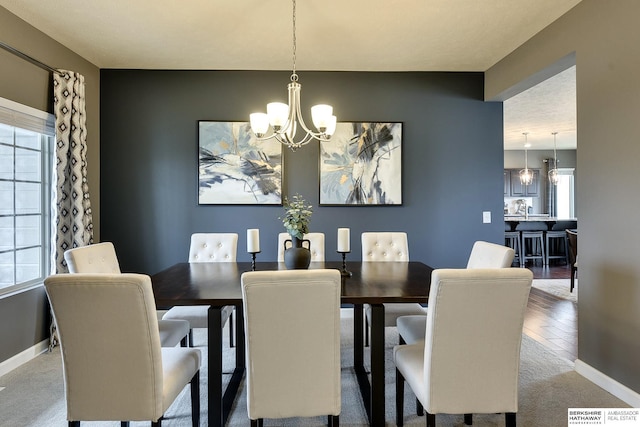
151,260,433,427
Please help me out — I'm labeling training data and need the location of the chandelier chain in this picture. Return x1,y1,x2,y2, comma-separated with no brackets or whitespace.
291,0,298,82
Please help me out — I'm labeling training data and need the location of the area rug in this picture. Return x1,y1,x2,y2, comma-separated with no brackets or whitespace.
1,311,626,427
532,278,577,302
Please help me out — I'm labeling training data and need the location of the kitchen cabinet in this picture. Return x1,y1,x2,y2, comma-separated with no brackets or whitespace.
504,169,540,197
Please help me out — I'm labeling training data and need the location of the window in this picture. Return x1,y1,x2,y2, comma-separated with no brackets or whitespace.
0,97,54,296
556,168,575,219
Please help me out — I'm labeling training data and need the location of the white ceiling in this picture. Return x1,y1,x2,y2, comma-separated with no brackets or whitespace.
504,65,576,151
1,0,579,150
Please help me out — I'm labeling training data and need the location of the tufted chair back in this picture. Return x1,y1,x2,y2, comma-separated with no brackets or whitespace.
64,242,121,274
466,241,515,269
277,232,325,262
189,233,238,263
361,232,409,262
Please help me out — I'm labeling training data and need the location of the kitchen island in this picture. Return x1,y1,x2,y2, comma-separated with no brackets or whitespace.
504,217,577,266
505,216,577,229
505,215,577,222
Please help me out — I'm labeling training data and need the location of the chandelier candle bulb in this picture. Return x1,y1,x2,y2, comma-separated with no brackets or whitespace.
311,104,333,130
337,228,350,252
249,113,269,136
267,102,289,128
247,229,260,253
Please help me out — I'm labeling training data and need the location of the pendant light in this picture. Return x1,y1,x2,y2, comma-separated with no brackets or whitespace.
519,132,533,185
249,0,337,151
548,132,559,185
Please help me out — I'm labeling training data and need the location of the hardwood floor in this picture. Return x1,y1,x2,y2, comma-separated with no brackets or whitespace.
524,263,577,361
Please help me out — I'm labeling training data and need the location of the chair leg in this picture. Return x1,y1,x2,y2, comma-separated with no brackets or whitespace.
250,419,263,427
570,266,577,292
365,315,369,347
396,368,404,426
69,422,80,427
229,311,235,348
190,371,200,427
426,412,436,427
505,412,516,427
464,413,473,425
416,398,424,416
151,417,163,427
188,329,194,347
121,423,130,427
328,414,339,426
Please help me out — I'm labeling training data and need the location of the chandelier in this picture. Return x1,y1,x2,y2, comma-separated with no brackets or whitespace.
249,0,336,151
519,132,533,185
548,132,559,185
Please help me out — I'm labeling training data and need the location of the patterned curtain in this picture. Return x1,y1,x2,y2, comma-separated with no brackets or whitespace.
51,70,93,273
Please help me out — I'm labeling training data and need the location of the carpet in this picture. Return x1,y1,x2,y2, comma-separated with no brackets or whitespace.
0,312,626,427
532,278,577,302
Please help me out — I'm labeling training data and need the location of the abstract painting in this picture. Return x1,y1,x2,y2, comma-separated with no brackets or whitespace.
319,122,402,205
198,121,282,205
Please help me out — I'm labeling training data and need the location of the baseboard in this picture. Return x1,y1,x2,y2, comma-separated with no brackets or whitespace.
0,339,49,378
575,359,640,407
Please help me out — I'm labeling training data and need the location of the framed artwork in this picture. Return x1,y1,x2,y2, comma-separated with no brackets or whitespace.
319,122,402,205
198,121,282,205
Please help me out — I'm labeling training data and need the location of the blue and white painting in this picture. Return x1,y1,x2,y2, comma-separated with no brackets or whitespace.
198,121,282,205
320,122,402,205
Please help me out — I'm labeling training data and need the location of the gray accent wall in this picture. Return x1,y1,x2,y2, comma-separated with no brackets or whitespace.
0,7,100,365
100,70,505,274
487,0,640,394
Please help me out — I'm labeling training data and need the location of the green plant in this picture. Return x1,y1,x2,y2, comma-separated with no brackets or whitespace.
280,194,313,240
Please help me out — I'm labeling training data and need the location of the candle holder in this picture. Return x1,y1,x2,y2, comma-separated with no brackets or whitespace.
249,251,261,271
337,251,352,277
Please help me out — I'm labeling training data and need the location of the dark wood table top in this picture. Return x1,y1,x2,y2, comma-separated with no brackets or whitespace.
151,261,433,307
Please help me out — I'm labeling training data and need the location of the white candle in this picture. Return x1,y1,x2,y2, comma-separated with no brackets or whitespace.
247,229,260,253
337,228,350,252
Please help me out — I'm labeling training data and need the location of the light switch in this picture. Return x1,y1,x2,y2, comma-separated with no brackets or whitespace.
483,211,491,224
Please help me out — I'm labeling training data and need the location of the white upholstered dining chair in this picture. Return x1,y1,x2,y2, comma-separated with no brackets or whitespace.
162,233,237,347
393,268,532,427
44,273,201,427
361,232,426,346
397,240,515,346
465,240,515,269
64,242,190,348
277,232,325,262
241,269,341,426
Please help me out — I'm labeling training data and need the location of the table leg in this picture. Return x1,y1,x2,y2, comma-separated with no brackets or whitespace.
353,304,364,369
209,305,245,427
369,303,385,426
353,303,385,426
208,306,223,427
234,304,245,370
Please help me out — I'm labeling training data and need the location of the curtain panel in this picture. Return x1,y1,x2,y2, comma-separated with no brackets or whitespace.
51,70,94,274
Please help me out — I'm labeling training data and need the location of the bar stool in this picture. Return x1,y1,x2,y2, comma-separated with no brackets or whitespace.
516,221,547,267
545,220,577,265
504,222,521,267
